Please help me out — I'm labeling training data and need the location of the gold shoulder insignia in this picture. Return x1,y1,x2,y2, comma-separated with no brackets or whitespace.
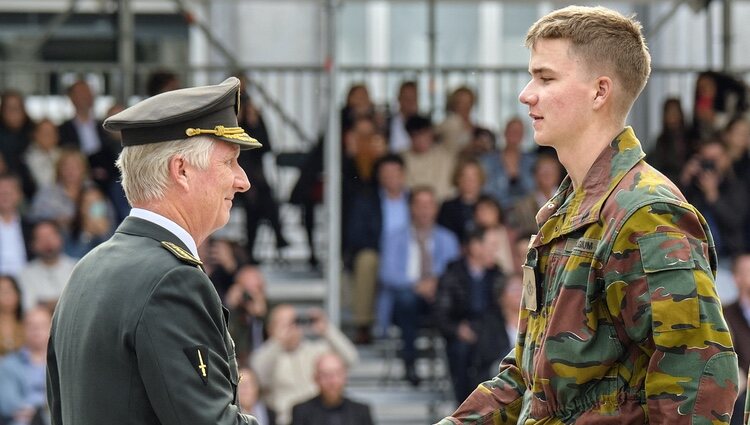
161,241,203,267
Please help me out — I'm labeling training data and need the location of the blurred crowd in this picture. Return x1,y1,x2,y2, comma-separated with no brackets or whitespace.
2,69,750,424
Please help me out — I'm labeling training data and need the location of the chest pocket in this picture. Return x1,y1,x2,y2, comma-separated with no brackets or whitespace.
638,232,700,332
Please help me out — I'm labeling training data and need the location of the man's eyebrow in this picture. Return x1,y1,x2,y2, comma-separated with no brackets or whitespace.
529,67,554,75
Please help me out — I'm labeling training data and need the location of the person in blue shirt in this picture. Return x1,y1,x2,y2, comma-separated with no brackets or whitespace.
376,185,460,385
0,307,51,425
345,154,410,344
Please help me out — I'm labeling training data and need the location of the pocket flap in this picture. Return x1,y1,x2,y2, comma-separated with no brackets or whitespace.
638,232,693,273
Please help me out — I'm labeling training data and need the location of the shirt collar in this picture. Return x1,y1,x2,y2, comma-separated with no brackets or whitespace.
129,208,199,259
532,127,645,247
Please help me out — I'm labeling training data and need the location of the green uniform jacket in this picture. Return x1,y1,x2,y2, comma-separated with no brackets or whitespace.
439,128,738,424
46,216,257,425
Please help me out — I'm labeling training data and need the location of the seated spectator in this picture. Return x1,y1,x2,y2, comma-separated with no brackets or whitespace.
251,305,357,425
345,117,387,189
436,86,477,149
18,221,77,312
506,153,563,236
480,117,536,209
690,71,722,145
0,174,33,278
722,253,750,424
680,139,748,258
344,154,410,345
225,265,269,365
723,115,750,183
58,79,119,194
486,272,524,378
340,83,383,135
146,69,180,97
341,118,387,247
24,119,62,190
499,272,523,347
376,186,460,386
402,116,457,201
438,159,485,243
434,227,507,402
0,307,51,424
458,127,496,162
387,81,419,154
65,185,115,258
0,275,24,357
198,236,244,301
29,148,91,233
290,352,374,425
237,367,276,425
0,91,36,199
649,98,692,183
473,195,517,274
511,232,534,275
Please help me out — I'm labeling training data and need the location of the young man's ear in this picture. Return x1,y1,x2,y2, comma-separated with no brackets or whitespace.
592,76,613,110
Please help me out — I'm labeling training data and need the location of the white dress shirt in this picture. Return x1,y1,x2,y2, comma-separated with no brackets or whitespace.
129,208,200,259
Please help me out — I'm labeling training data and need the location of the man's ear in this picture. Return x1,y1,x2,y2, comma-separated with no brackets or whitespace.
592,76,613,110
168,155,190,191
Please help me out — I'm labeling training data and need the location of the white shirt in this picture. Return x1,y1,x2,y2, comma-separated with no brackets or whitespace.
73,117,102,155
389,113,411,154
0,215,27,278
19,255,78,310
129,208,200,259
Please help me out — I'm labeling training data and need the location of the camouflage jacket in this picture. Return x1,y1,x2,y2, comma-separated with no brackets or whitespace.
439,127,738,424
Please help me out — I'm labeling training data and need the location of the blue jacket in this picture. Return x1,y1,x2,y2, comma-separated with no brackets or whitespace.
0,348,46,418
378,224,460,288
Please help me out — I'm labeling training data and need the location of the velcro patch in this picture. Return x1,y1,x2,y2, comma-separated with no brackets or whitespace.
564,237,599,254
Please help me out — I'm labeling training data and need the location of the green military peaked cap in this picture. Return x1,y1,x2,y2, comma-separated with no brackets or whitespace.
103,77,262,150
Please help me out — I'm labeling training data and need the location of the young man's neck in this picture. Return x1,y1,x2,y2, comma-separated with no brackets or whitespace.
558,122,625,190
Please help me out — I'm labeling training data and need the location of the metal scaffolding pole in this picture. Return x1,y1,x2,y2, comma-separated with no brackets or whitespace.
427,0,437,116
723,0,733,71
325,0,342,327
118,0,135,101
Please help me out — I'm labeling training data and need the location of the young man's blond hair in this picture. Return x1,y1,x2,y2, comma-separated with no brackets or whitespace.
525,5,651,116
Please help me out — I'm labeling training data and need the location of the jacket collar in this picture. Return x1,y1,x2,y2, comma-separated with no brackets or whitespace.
115,216,192,254
532,127,645,248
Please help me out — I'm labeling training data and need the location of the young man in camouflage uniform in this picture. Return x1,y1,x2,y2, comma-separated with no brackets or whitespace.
438,6,738,425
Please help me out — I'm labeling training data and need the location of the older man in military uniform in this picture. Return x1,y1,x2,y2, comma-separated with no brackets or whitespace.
46,77,261,425
439,6,738,425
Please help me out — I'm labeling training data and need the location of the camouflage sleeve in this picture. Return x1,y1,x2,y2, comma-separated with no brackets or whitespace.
604,202,738,424
435,349,524,425
746,373,750,425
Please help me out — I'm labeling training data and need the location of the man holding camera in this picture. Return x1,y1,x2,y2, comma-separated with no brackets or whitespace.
224,265,269,364
680,139,748,259
251,304,357,425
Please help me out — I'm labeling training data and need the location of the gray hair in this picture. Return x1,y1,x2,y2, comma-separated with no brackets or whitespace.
115,136,215,205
